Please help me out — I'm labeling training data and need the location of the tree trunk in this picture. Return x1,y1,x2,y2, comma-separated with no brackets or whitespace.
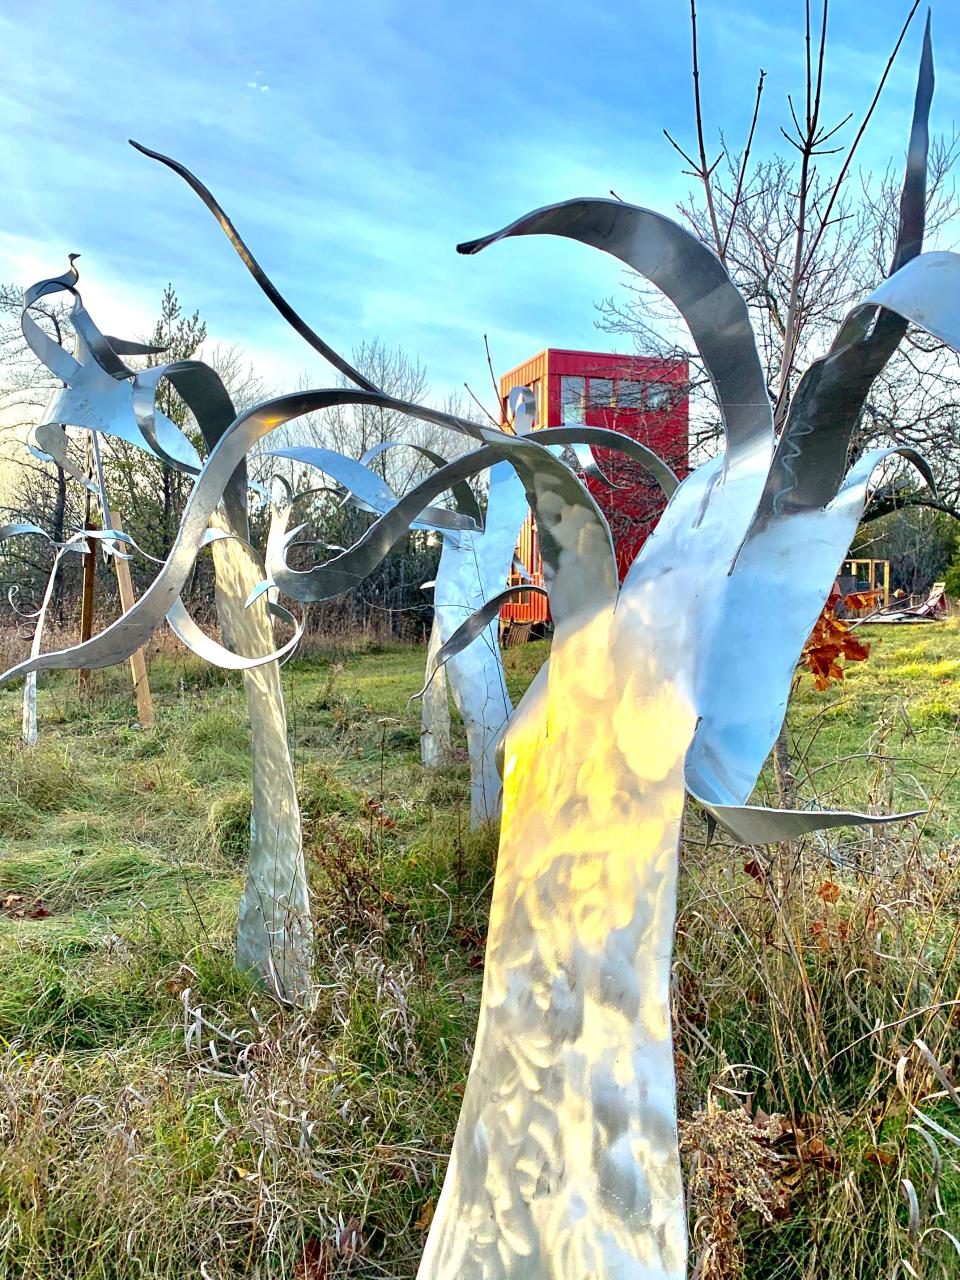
773,721,796,809
209,510,313,1006
421,616,452,766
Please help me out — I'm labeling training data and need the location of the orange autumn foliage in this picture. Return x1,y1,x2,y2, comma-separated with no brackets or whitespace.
800,591,878,691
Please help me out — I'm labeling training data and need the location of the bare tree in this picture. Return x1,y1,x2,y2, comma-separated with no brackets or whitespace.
267,338,466,493
598,2,960,512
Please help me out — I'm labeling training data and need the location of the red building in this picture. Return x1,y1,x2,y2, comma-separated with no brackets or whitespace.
499,348,689,626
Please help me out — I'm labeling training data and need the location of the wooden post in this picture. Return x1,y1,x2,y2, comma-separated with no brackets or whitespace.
77,438,96,693
109,513,154,728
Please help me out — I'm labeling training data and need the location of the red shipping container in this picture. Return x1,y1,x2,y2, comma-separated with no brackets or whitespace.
498,349,689,625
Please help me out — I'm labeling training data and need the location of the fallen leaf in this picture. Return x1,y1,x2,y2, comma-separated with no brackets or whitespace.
864,1148,894,1167
799,1135,842,1173
1,893,51,920
810,921,831,953
818,881,841,904
294,1239,330,1280
415,1200,436,1232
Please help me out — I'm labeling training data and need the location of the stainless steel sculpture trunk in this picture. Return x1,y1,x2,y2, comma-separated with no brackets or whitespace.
425,459,529,826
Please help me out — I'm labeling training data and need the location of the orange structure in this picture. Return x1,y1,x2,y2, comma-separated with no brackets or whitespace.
499,349,689,626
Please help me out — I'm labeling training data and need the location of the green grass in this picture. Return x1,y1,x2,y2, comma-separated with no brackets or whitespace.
0,626,957,1277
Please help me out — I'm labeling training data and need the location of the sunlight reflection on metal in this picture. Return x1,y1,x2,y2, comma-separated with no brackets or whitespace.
0,21,952,1269
23,263,202,472
416,27,942,1279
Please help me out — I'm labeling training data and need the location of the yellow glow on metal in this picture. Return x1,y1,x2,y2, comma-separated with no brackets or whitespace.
419,598,697,1277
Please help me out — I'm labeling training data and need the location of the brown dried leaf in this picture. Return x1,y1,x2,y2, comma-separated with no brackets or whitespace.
415,1199,436,1232
798,1134,842,1173
864,1148,894,1167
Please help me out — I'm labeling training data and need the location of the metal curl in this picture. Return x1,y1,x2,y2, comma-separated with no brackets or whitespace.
166,597,303,671
267,444,479,534
21,257,82,385
536,425,678,497
411,585,549,701
130,139,381,393
358,439,484,527
458,198,774,479
0,389,616,683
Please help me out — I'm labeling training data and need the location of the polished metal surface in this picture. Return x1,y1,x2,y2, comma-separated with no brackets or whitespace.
2,30,951,1269
420,614,452,766
23,264,202,472
207,507,312,1005
0,525,90,745
415,31,942,1280
355,431,525,825
428,457,529,825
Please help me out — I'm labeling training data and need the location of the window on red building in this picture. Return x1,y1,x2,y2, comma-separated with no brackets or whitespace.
560,375,586,417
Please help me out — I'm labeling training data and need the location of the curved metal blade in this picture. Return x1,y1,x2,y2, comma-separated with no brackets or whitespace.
412,585,549,700
269,443,479,533
458,198,773,478
166,596,302,670
359,439,483,526
693,791,925,845
752,19,935,521
535,425,678,496
130,139,381,394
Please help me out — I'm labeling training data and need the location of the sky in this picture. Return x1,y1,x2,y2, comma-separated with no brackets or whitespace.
1,0,957,417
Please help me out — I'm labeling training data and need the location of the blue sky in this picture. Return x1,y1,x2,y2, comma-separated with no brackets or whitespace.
1,0,957,415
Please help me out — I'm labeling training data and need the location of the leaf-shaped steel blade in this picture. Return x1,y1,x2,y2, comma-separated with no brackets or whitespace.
535,425,678,497
413,585,549,700
751,17,934,521
459,198,773,477
269,444,479,534
688,447,934,811
863,251,960,350
691,788,924,845
358,440,484,527
130,139,381,393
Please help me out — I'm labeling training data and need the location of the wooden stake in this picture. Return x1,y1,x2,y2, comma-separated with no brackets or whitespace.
109,513,154,728
77,438,96,693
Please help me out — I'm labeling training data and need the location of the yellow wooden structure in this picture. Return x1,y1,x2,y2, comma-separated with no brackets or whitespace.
840,557,891,607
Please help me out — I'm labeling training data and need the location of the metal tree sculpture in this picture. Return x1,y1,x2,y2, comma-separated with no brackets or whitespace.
12,265,312,1005
2,24,956,1277
417,385,676,827
419,451,527,825
123,141,676,833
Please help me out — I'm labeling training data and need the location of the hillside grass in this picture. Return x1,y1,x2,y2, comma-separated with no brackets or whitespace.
0,623,957,1278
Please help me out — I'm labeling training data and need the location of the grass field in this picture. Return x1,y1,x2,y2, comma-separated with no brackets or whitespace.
0,622,957,1278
